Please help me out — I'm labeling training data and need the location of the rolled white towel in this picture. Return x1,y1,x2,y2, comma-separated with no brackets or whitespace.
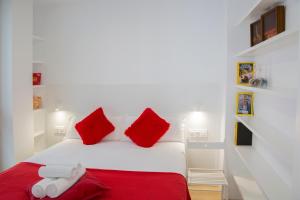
32,178,56,198
46,166,86,198
39,163,81,178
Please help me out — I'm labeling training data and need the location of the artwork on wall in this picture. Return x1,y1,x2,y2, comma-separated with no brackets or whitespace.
33,73,42,85
236,92,254,116
236,62,255,86
262,5,285,40
33,96,42,110
250,19,263,46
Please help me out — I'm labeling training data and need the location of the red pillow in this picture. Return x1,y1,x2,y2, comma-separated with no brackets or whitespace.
125,108,170,148
75,108,115,145
29,173,109,200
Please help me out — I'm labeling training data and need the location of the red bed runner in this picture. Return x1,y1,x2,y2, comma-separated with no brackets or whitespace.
0,162,190,200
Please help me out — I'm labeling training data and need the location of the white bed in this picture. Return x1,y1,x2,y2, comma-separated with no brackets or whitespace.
27,139,186,176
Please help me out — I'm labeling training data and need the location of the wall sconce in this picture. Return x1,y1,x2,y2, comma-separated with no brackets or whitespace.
184,111,208,142
54,108,67,136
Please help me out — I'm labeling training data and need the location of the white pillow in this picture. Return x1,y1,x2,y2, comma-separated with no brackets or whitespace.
119,115,136,141
159,118,184,142
65,115,78,139
64,114,121,141
107,116,123,141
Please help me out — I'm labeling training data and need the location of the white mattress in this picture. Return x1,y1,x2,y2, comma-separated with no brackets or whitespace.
27,139,186,176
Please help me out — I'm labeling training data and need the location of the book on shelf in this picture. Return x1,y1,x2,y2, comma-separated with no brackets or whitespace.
235,122,252,145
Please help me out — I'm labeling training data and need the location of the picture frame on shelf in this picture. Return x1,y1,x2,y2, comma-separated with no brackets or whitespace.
250,19,263,46
236,62,255,86
33,72,42,85
236,92,254,116
33,96,42,110
262,5,285,40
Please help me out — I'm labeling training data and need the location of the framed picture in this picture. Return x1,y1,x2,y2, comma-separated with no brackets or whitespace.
250,19,263,46
33,96,42,110
33,73,41,85
236,62,255,86
262,5,285,40
234,122,252,146
236,92,254,116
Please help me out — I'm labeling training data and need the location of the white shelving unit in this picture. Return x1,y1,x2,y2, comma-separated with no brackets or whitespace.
235,115,293,156
236,29,299,57
233,176,267,200
234,146,291,199
235,0,285,26
235,85,297,99
226,0,300,199
188,168,228,200
32,35,46,151
232,28,297,197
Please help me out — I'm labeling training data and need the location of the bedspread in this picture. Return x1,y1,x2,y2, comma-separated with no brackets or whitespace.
0,162,190,200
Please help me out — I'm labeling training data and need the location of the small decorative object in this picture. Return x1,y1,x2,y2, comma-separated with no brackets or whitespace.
260,78,268,88
235,122,252,145
249,78,268,88
236,62,255,86
262,5,285,40
33,73,41,85
236,92,254,116
33,96,42,110
250,19,263,46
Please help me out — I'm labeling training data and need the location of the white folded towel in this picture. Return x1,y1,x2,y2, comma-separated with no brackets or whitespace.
31,178,56,198
45,166,86,198
38,163,81,179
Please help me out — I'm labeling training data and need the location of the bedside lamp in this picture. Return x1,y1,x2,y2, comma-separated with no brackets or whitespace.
54,108,67,136
184,111,208,142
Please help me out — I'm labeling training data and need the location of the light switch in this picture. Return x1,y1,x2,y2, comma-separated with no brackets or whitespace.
55,125,66,136
188,128,208,141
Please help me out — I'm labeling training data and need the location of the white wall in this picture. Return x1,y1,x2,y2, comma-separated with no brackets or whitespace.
293,69,300,199
35,0,226,85
292,10,300,198
0,0,33,170
0,0,15,170
34,0,227,168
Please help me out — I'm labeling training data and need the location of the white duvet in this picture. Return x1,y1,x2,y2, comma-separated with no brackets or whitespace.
27,139,186,176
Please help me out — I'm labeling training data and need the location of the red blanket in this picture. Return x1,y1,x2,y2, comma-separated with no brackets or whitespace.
0,162,190,200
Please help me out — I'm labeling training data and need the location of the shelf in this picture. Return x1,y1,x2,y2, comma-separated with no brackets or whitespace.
188,168,227,185
235,0,284,26
32,61,45,65
32,35,44,41
33,85,45,89
235,115,293,156
187,141,224,149
236,29,299,57
33,108,45,113
235,146,291,200
233,176,267,200
234,147,290,199
34,130,45,137
236,85,297,99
